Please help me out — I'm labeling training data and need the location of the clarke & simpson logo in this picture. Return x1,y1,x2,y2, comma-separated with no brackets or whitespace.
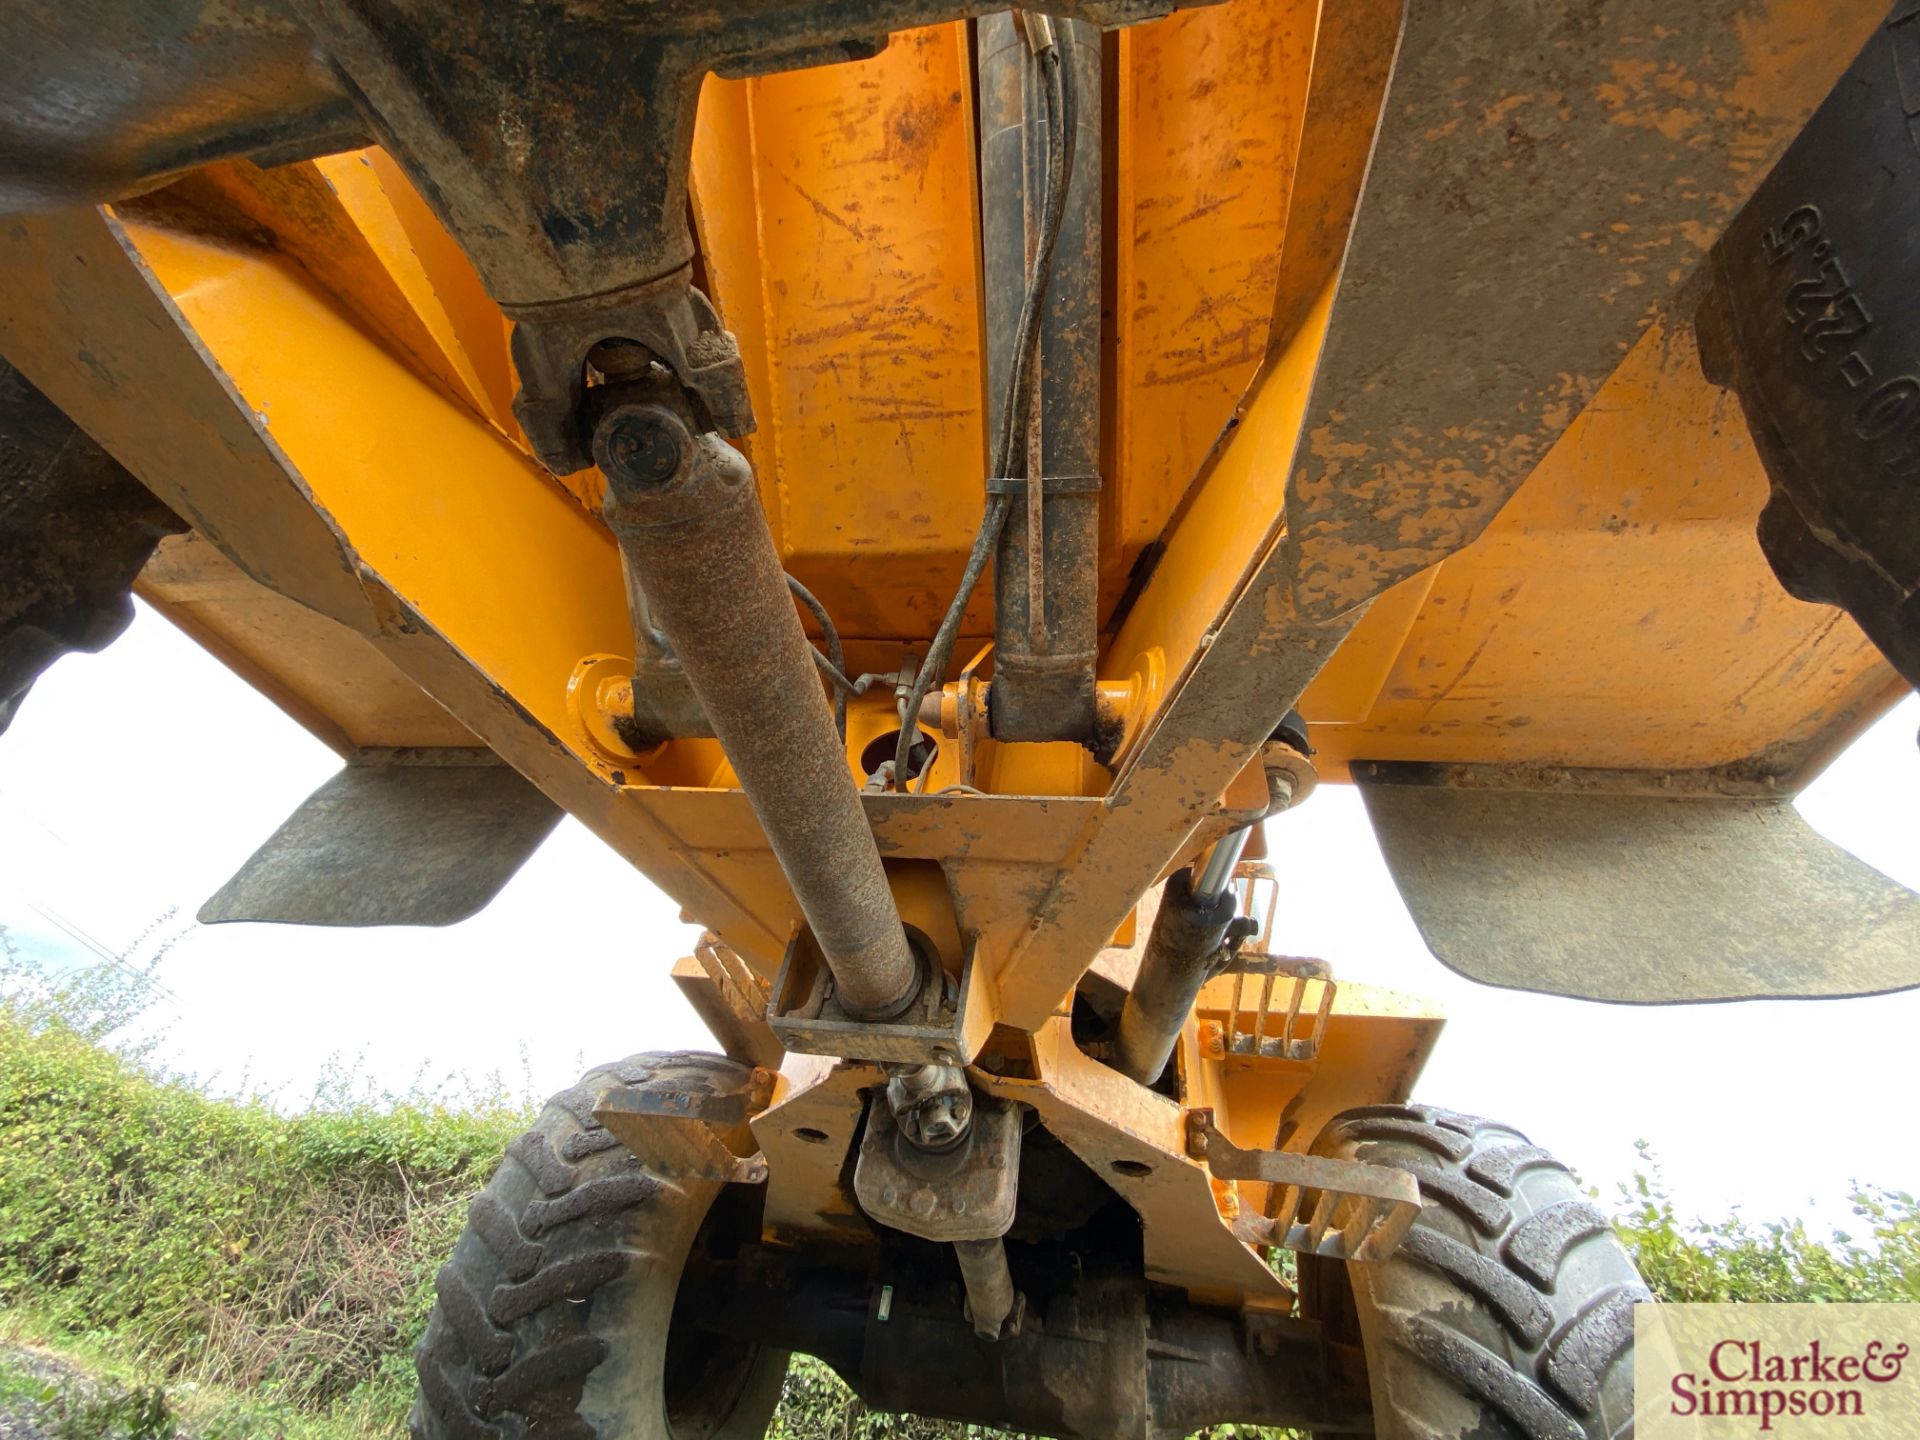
1668,1338,1910,1430
1638,1305,1920,1437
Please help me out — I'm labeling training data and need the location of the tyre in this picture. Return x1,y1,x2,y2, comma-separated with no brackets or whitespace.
1,358,183,736
1301,1105,1649,1440
410,1051,789,1440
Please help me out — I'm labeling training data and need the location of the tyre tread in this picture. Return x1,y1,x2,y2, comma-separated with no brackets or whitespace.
411,1051,766,1440
1467,1143,1565,1197
1545,1283,1651,1414
1398,1316,1585,1440
1505,1201,1612,1291
1313,1107,1646,1440
1397,1227,1554,1347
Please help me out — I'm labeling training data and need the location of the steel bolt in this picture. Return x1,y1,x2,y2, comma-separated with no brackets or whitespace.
594,404,687,488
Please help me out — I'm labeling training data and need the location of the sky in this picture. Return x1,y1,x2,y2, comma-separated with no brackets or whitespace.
1,599,1915,1230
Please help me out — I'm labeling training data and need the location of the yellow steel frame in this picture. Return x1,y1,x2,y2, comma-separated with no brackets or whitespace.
0,0,1901,1304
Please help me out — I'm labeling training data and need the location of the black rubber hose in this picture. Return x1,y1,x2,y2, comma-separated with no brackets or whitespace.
787,573,848,738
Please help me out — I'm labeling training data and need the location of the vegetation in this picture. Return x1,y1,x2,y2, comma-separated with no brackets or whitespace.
1614,1141,1919,1305
0,935,525,1436
1,936,1913,1438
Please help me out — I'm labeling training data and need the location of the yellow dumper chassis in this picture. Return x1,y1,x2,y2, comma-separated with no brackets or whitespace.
1,0,1917,1435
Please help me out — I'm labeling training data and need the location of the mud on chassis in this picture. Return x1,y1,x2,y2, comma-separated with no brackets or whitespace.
5,0,1920,1435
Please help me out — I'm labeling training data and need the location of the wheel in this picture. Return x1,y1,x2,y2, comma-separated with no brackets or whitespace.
1300,1104,1649,1440
410,1051,790,1440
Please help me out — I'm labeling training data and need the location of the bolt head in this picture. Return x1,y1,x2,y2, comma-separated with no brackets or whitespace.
595,404,687,488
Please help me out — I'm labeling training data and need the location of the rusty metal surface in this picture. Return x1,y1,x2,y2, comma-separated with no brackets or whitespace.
1186,1109,1420,1263
199,748,562,927
598,402,919,1018
952,1237,1020,1341
1217,952,1334,1064
1282,0,1889,623
1356,759,1920,1003
672,934,785,1069
594,1068,776,1184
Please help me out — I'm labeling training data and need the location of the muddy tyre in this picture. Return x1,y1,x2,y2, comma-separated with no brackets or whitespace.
410,1051,789,1440
1301,1105,1649,1440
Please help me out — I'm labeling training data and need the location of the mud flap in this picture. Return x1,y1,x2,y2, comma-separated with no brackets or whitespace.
1355,761,1920,1003
199,748,561,927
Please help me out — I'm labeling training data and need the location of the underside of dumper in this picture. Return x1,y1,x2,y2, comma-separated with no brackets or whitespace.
1,1,1916,1436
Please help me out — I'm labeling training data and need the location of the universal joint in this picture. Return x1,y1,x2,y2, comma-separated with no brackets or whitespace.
885,1062,973,1151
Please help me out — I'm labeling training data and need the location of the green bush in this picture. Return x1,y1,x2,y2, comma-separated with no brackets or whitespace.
0,934,526,1429
1615,1141,1920,1305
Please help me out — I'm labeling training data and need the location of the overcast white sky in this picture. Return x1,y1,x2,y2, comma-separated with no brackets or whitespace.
1,600,1915,1230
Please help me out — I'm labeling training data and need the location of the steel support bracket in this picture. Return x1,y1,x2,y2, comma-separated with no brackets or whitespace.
673,933,784,1070
770,929,981,1066
594,1069,777,1184
1185,1109,1420,1263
